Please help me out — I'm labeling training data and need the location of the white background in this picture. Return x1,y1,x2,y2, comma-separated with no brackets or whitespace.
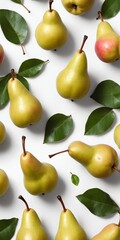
0,0,120,239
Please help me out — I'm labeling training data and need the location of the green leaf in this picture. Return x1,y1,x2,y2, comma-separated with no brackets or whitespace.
91,80,120,109
43,113,74,143
85,107,115,135
0,74,11,109
0,9,28,46
11,0,30,12
0,218,18,240
101,0,120,19
16,74,29,90
70,173,80,186
76,188,119,217
18,59,48,78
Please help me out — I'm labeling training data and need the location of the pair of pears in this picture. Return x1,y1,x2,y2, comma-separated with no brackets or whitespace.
49,140,119,178
7,69,43,128
95,11,120,63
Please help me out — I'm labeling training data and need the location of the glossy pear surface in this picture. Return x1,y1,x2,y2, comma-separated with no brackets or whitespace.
61,0,95,15
35,9,68,50
68,141,118,178
0,169,9,196
56,50,90,99
0,121,6,144
20,151,58,195
55,208,87,240
114,124,120,148
16,208,48,240
92,223,120,240
8,77,43,128
95,21,120,63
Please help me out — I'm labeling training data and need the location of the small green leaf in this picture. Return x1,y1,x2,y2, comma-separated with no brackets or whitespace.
85,107,115,135
76,188,119,217
91,80,120,109
70,173,80,186
18,59,48,78
0,9,28,48
44,113,74,143
0,74,11,109
101,0,120,19
0,218,18,240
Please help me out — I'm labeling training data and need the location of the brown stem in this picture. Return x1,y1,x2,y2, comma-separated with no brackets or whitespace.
113,166,120,173
20,44,26,55
18,195,30,211
96,11,103,21
79,35,88,53
44,59,49,64
57,195,67,212
49,0,54,12
11,69,15,80
21,3,31,13
22,136,26,156
49,149,68,158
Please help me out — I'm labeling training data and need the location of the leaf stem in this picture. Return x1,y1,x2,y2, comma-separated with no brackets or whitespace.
20,44,26,55
49,149,68,158
18,195,30,211
22,136,26,156
21,3,31,13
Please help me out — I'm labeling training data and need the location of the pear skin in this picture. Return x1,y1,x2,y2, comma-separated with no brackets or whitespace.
56,35,90,100
0,121,6,144
95,12,120,63
0,169,9,196
16,195,48,240
35,0,68,50
61,0,95,15
114,124,120,148
8,70,43,128
92,223,120,240
55,195,87,240
20,136,58,195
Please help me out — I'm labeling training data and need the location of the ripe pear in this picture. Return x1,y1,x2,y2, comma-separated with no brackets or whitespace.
49,140,119,178
91,223,120,240
114,124,120,148
0,121,6,144
95,11,120,63
0,44,4,64
56,35,90,100
7,69,43,128
55,195,87,240
0,169,9,197
61,0,95,15
20,136,58,195
35,0,68,50
16,195,48,240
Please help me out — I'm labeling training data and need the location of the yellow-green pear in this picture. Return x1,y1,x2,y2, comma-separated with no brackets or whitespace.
20,136,58,195
35,0,68,50
55,195,87,240
91,223,120,240
114,124,120,148
49,140,119,178
56,35,90,100
61,0,95,15
0,169,9,196
0,121,6,144
16,195,48,240
8,69,43,128
95,11,120,63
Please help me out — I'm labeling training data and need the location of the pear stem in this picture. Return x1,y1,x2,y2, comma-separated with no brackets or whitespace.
113,166,120,173
57,195,67,212
96,11,103,21
49,149,68,158
11,69,15,80
18,195,30,211
49,0,54,12
21,3,31,13
22,136,26,156
79,35,88,53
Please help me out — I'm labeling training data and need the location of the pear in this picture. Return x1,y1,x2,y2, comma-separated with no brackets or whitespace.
114,124,120,148
0,169,9,197
0,44,4,64
16,195,48,240
0,121,6,144
49,140,119,178
20,136,58,195
55,195,87,240
95,11,120,63
91,223,120,240
56,35,90,100
35,0,68,50
8,69,43,128
61,0,95,15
